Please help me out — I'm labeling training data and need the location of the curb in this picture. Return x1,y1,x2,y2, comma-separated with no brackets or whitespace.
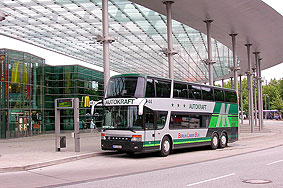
0,152,102,173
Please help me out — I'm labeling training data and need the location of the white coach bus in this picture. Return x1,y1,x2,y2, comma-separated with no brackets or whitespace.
99,74,238,157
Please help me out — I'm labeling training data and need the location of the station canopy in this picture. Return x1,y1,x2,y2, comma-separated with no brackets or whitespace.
1,0,283,82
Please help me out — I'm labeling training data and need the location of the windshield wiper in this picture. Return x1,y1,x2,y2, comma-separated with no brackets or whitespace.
126,127,136,133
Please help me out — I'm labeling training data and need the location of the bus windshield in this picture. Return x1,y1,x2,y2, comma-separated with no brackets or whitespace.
106,76,145,98
103,106,143,130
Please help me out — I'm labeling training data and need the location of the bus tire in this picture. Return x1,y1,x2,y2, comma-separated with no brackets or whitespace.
219,133,227,148
211,133,219,150
126,152,135,156
159,136,171,157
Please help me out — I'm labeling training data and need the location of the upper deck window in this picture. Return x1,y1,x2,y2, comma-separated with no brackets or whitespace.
188,85,201,100
214,89,224,102
106,76,145,98
225,91,237,103
156,80,171,98
173,82,188,98
201,87,213,101
145,78,155,97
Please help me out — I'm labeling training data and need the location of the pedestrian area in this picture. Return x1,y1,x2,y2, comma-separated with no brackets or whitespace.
0,120,281,173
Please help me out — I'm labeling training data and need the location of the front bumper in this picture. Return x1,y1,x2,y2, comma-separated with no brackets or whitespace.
101,140,143,152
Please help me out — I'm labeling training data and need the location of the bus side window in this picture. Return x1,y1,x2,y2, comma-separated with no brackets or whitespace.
156,80,171,98
156,112,168,130
169,112,208,129
200,115,210,128
144,108,154,130
188,85,201,100
173,82,188,98
201,87,213,101
214,89,224,102
146,79,155,97
225,91,237,103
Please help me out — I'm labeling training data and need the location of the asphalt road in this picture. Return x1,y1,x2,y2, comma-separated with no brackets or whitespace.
1,144,283,188
56,145,283,188
1,121,283,188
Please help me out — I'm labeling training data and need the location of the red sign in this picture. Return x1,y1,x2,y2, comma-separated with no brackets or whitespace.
0,55,4,82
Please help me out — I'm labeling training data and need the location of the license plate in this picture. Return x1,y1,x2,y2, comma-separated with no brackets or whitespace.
113,145,122,149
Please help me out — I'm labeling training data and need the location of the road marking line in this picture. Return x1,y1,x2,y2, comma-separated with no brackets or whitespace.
267,160,283,166
187,173,236,187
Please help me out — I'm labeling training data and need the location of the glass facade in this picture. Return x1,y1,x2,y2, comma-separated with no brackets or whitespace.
44,65,104,132
0,0,236,83
0,49,45,139
0,49,104,139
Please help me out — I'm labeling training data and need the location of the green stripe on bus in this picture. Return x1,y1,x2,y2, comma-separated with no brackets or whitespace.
143,141,160,147
173,137,211,145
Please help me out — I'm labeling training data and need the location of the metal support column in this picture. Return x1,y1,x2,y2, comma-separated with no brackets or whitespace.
55,107,60,152
204,20,215,85
230,34,239,94
163,1,176,79
239,75,244,124
252,67,258,128
101,0,114,92
245,44,254,133
221,79,224,87
230,77,233,89
74,98,80,152
254,52,261,131
258,57,264,129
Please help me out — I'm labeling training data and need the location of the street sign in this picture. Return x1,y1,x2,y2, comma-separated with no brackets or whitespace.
56,98,73,109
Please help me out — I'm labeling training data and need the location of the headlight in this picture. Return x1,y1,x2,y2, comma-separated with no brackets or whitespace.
101,133,106,140
131,135,142,142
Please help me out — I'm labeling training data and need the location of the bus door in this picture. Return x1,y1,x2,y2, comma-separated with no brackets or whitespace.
144,108,155,147
154,111,168,147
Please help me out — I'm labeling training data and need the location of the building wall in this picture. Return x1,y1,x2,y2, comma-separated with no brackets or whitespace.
44,65,104,131
0,49,105,139
0,49,45,139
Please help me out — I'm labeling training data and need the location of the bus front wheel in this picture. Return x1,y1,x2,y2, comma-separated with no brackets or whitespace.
159,136,171,157
211,133,219,150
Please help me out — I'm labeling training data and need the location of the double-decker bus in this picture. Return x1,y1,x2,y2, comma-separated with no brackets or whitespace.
99,74,238,157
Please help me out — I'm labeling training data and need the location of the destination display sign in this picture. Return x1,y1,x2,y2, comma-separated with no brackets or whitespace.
56,98,73,109
104,98,144,106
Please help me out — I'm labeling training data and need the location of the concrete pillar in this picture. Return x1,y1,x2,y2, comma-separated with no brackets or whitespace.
230,34,239,94
245,44,254,133
239,75,244,124
163,1,176,79
204,20,215,85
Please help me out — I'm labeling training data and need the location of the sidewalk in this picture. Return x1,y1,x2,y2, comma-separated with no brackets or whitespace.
0,131,103,173
0,120,282,173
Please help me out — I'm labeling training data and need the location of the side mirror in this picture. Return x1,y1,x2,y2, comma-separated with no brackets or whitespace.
90,100,102,116
138,99,147,115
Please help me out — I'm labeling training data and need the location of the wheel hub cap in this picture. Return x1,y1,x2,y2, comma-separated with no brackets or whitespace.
164,140,170,152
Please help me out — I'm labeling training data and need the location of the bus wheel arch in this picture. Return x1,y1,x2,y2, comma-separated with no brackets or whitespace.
211,132,219,150
159,135,172,157
219,131,228,148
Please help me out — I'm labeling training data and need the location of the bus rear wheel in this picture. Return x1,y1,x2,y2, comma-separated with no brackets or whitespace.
211,133,219,150
219,133,227,148
159,136,171,157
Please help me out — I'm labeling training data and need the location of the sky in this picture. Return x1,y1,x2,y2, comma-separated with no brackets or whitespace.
0,0,282,81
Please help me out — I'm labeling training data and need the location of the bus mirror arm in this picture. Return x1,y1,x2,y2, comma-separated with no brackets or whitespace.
91,100,102,116
138,99,147,116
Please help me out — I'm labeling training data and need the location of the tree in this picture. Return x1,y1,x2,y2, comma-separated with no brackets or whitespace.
270,88,283,111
